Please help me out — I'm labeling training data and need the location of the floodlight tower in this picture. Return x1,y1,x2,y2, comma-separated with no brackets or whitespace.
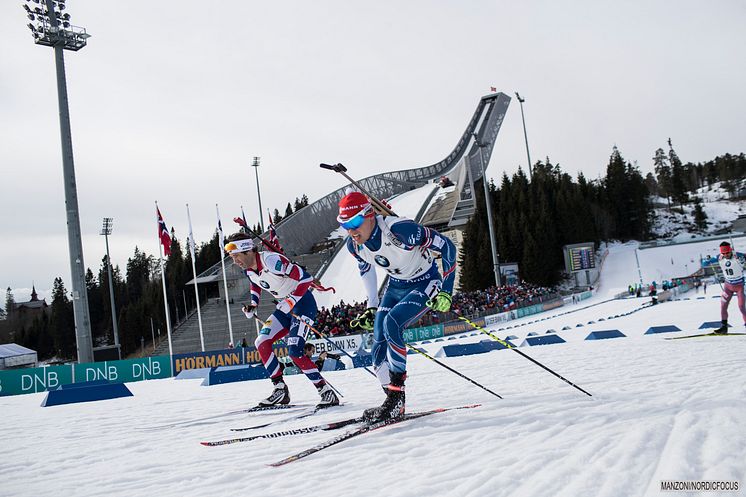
100,218,121,359
23,0,94,362
252,157,265,232
473,133,501,287
515,92,533,178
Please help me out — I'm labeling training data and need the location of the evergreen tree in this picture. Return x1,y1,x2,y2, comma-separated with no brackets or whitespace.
49,277,75,359
668,138,689,208
458,179,494,291
98,256,125,342
273,208,282,224
126,247,150,304
653,148,672,208
199,231,222,273
601,148,651,241
293,197,303,212
692,197,708,231
4,287,15,320
644,172,659,197
165,234,188,319
284,202,293,218
0,306,5,320
603,147,631,239
85,268,105,342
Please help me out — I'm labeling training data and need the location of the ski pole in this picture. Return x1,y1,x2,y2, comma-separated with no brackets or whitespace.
459,316,593,397
285,310,377,379
405,343,502,399
320,163,396,216
709,261,725,291
253,315,344,399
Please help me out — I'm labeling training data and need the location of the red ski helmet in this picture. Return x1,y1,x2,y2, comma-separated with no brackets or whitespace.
719,242,732,255
337,192,373,228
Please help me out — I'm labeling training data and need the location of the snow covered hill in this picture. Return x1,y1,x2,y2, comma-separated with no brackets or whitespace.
3,186,746,497
2,291,744,496
651,182,745,239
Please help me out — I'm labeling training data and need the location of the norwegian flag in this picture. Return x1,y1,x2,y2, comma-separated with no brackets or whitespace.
157,207,172,256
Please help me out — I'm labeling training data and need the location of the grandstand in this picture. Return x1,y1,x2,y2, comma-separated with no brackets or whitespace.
156,92,512,355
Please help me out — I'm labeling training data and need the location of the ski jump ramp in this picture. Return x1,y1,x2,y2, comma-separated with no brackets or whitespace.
272,92,512,257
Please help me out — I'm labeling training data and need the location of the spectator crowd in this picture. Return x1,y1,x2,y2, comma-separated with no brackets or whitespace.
315,281,557,336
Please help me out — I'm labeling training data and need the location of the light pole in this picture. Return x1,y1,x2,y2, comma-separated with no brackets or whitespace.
251,157,265,232
100,218,121,359
473,134,501,287
515,92,533,178
24,0,94,363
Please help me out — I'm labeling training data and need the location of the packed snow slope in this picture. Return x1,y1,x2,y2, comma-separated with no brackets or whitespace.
593,237,743,299
5,200,746,497
2,296,745,497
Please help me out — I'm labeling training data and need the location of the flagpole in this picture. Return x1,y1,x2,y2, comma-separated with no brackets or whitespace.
240,205,249,234
186,203,206,351
216,204,234,345
155,202,174,360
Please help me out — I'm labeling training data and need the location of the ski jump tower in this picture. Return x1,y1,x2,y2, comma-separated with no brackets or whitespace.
273,92,512,256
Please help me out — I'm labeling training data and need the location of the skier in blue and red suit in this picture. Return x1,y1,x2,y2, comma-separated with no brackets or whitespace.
337,191,457,422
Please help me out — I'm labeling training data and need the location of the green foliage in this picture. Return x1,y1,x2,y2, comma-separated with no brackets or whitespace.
49,277,75,358
4,287,15,319
692,197,708,231
668,139,689,208
459,149,652,290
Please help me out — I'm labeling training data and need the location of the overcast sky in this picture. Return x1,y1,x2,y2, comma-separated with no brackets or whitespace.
1,0,744,304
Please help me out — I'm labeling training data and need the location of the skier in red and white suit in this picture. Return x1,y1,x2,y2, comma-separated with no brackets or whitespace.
224,232,339,408
715,241,746,334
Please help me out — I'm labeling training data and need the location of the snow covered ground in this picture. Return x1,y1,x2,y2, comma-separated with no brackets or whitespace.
4,191,746,497
3,292,745,497
651,182,745,238
594,238,744,299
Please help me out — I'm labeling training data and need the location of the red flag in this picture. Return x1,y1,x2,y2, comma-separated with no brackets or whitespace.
490,86,497,93
157,207,172,256
233,216,248,229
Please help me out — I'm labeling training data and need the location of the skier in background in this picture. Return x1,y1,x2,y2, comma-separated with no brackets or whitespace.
337,191,457,422
714,241,746,334
224,232,339,408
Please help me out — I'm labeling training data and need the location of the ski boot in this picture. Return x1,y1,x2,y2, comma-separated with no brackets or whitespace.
316,382,340,409
363,371,406,423
258,376,290,406
713,320,728,334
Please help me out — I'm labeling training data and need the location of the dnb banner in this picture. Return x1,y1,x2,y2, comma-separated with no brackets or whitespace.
0,357,171,397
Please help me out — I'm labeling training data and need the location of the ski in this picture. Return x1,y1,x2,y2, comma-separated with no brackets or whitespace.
666,332,746,340
230,403,345,432
268,404,481,467
141,404,309,431
201,415,363,446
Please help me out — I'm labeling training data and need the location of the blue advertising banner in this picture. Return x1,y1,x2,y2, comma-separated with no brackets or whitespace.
403,324,444,343
74,356,171,383
0,365,73,397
